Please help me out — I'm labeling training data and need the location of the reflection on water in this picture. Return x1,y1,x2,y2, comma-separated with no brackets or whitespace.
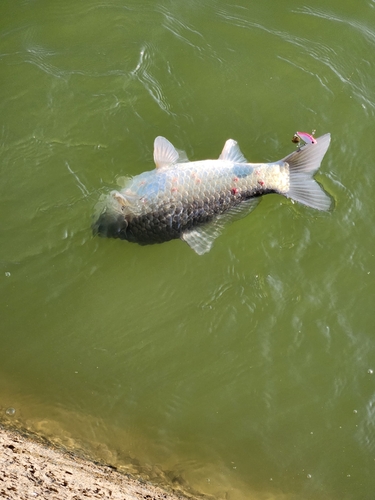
1,1,375,499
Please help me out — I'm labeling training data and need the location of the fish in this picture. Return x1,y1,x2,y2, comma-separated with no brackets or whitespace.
93,134,331,255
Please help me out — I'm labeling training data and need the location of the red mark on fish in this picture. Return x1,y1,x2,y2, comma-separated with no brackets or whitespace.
231,187,239,195
258,180,265,186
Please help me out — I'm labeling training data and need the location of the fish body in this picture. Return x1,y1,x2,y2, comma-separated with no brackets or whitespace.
93,134,331,254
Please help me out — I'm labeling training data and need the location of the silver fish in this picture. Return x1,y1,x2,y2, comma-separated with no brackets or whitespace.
93,134,331,255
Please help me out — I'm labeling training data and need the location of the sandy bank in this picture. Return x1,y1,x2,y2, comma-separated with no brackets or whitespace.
0,425,194,500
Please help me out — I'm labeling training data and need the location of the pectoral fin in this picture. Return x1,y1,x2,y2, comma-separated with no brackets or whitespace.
111,189,144,215
112,191,128,207
116,175,132,188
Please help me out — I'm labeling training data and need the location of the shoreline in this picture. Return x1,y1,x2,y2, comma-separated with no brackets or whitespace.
0,424,199,500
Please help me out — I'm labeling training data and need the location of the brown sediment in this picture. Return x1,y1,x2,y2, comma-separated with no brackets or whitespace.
0,425,198,500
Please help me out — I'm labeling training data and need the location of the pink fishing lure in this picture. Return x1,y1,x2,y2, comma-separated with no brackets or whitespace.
293,131,317,145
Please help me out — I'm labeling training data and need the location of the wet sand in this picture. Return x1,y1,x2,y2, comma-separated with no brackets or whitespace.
0,425,194,500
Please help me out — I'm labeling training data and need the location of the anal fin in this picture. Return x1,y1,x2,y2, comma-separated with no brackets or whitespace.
219,139,247,163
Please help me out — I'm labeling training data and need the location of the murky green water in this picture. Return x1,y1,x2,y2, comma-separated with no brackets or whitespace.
1,0,375,498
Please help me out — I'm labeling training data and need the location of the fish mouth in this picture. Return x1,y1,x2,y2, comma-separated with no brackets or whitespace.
92,211,128,239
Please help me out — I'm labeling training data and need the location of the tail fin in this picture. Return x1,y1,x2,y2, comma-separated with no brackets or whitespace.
282,133,331,211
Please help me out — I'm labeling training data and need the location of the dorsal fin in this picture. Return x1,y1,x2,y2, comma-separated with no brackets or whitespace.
153,136,179,168
219,139,247,163
181,198,260,254
181,222,223,255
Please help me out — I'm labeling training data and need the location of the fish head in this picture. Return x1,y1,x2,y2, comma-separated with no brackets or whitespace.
92,190,129,239
92,210,128,239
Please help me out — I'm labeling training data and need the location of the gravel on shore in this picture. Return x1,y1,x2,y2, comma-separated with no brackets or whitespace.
0,425,195,500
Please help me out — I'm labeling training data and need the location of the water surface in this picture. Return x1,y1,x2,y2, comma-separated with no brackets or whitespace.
1,1,375,499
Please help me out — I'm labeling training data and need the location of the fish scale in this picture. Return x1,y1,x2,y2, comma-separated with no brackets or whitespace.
93,134,331,254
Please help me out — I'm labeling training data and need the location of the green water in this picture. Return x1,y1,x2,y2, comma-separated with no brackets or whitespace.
1,0,375,498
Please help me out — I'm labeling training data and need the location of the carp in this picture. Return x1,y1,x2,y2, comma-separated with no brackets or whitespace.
93,134,331,254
